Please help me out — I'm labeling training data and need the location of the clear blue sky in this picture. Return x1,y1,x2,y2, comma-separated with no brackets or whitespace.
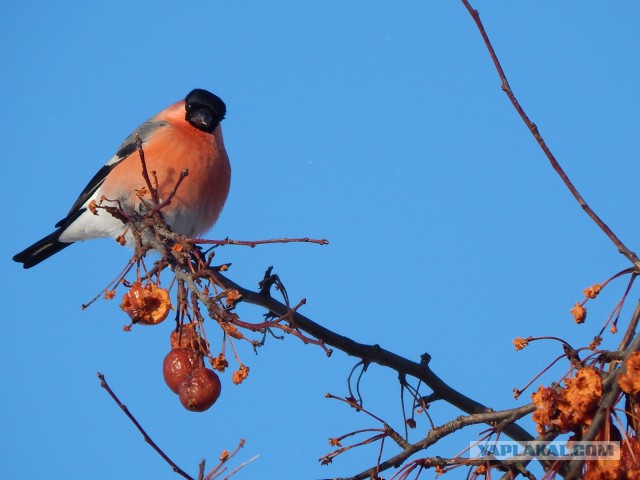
2,2,639,479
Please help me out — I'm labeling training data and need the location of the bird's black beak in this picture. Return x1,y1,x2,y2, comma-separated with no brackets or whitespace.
188,109,215,131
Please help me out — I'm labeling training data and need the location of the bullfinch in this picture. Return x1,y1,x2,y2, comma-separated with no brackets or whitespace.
13,88,231,269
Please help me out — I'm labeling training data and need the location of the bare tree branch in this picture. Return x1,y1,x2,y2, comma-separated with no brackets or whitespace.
97,372,195,480
460,0,640,268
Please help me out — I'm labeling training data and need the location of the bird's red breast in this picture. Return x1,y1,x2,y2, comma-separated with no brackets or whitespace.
100,100,231,237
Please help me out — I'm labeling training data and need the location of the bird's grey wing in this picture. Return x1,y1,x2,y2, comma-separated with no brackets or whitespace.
56,120,167,227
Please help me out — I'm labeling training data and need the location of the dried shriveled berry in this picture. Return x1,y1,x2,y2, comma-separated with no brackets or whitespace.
583,283,602,299
211,353,229,372
120,282,171,325
163,348,201,393
170,323,208,353
178,367,222,412
532,368,602,435
232,365,250,385
513,337,530,351
570,303,587,324
619,352,640,395
560,367,602,428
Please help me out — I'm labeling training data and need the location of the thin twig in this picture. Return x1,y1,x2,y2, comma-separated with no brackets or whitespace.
97,372,195,480
150,169,190,214
460,0,640,268
322,398,536,479
190,236,329,247
136,134,159,204
220,455,259,480
204,439,247,480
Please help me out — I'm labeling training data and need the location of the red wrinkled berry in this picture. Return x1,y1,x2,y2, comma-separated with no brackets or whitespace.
163,348,199,393
178,367,222,412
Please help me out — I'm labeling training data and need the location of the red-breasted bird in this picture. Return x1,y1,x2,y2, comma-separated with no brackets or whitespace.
13,88,231,269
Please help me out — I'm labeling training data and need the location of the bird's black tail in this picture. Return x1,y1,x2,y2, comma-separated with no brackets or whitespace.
13,229,73,269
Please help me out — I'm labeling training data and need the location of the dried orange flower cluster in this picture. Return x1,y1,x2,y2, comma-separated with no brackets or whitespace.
219,449,230,462
474,464,488,475
618,352,640,395
513,337,530,351
329,437,342,447
571,303,587,324
225,289,242,307
584,432,640,479
583,283,602,299
232,365,250,385
588,336,603,350
532,367,602,435
221,322,245,340
584,352,640,480
569,283,602,324
212,353,229,372
170,322,209,351
120,282,171,325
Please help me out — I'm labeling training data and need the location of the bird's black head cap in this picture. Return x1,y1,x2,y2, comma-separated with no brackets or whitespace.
185,89,226,133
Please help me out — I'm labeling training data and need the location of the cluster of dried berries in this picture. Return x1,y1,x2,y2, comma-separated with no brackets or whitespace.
583,352,640,477
584,436,640,480
532,367,602,435
118,282,229,412
120,282,171,325
531,357,640,478
163,325,222,412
